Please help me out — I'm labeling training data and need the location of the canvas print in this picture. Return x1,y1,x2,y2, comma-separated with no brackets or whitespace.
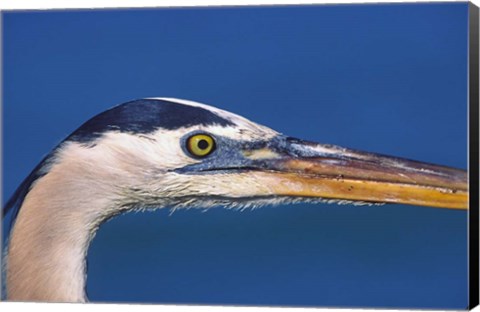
1,2,477,309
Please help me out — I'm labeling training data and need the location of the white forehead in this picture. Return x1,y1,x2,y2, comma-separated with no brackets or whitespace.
149,97,279,141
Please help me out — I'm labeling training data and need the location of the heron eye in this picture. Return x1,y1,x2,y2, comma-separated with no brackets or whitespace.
186,134,216,157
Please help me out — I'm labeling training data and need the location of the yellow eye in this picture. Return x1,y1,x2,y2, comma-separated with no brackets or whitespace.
186,134,216,157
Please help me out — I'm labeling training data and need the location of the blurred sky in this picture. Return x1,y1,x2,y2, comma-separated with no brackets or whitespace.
2,3,469,309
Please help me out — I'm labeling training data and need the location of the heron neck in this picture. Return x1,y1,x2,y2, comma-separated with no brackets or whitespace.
5,157,119,302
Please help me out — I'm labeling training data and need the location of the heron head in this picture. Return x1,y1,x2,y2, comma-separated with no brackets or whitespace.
2,97,468,304
53,98,467,214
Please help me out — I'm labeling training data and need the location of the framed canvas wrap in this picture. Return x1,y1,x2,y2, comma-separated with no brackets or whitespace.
1,2,478,310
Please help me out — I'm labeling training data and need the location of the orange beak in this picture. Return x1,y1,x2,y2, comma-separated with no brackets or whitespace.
243,138,468,210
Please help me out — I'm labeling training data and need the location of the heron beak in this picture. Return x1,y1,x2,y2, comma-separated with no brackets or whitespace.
244,137,468,210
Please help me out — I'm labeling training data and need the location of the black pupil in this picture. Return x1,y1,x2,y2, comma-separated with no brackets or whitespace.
197,139,209,150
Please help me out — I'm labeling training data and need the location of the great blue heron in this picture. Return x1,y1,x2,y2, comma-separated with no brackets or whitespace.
2,98,468,303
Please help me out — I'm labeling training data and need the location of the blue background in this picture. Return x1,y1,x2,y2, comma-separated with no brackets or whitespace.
2,3,469,309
